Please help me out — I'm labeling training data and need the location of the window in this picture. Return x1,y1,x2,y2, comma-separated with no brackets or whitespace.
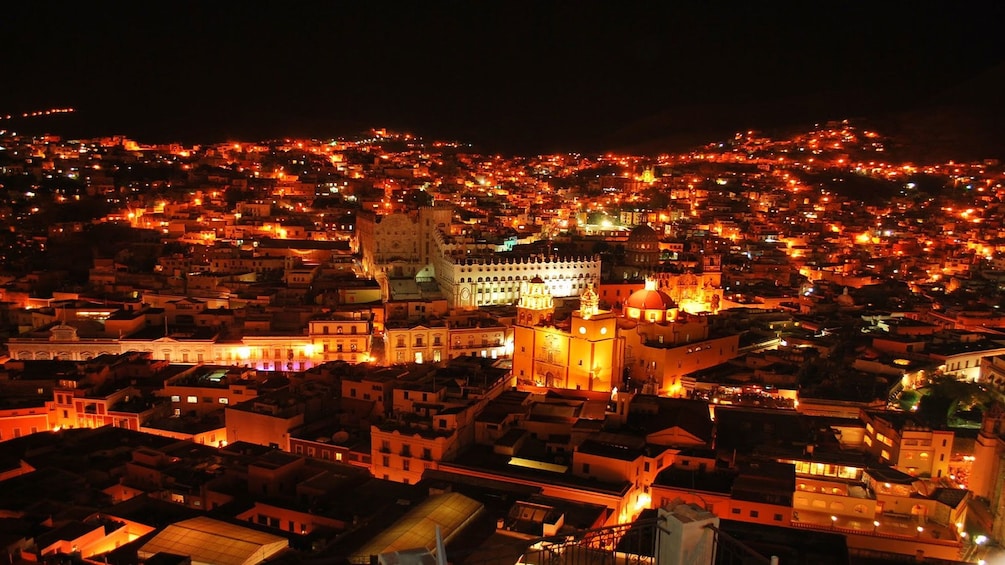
750,510,759,518
403,459,410,471
219,397,229,404
774,513,783,521
582,463,590,473
731,508,740,515
382,455,390,467
171,395,181,402
186,396,197,404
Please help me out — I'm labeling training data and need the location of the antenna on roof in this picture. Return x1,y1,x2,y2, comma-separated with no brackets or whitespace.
435,525,447,565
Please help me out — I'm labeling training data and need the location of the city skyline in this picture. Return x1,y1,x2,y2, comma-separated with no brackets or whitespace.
4,4,1005,564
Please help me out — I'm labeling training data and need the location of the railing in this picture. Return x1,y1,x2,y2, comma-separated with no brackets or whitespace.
454,517,772,565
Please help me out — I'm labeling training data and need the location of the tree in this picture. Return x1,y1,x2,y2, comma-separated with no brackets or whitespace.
917,375,996,428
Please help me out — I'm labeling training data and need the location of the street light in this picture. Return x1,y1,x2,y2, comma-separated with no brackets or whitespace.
830,515,837,529
917,526,924,538
873,520,880,533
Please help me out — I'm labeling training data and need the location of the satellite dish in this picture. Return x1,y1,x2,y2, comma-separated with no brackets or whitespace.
332,431,350,443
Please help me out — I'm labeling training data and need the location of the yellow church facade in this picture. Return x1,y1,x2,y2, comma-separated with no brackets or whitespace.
513,278,623,392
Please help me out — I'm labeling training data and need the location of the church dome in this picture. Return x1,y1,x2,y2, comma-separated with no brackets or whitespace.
624,278,678,323
628,224,658,242
626,279,675,311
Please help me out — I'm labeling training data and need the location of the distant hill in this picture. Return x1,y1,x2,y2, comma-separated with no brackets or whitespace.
606,64,1005,162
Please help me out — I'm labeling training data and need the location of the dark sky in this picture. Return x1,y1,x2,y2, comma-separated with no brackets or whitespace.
2,2,1004,153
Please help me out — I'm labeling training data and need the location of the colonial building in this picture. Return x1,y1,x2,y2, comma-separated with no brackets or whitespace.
308,314,373,364
8,310,376,370
860,410,953,478
512,280,622,392
436,254,602,309
356,206,452,294
620,278,740,396
970,404,1005,543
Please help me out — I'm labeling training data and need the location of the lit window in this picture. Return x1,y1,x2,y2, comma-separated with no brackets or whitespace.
186,396,197,404
171,395,181,402
219,397,229,404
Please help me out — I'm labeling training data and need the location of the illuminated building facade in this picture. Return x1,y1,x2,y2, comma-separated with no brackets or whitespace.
370,423,456,484
8,315,374,370
383,312,509,365
384,319,449,365
860,410,953,478
620,278,739,396
308,316,373,364
971,405,1005,543
512,280,622,391
356,206,452,294
436,254,602,308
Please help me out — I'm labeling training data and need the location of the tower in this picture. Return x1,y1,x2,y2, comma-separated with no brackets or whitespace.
580,283,599,319
516,276,554,327
512,277,620,391
971,403,1005,501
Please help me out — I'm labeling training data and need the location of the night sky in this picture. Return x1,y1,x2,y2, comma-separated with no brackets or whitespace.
3,2,1004,153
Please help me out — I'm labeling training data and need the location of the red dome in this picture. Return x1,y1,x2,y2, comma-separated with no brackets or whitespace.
625,287,676,311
